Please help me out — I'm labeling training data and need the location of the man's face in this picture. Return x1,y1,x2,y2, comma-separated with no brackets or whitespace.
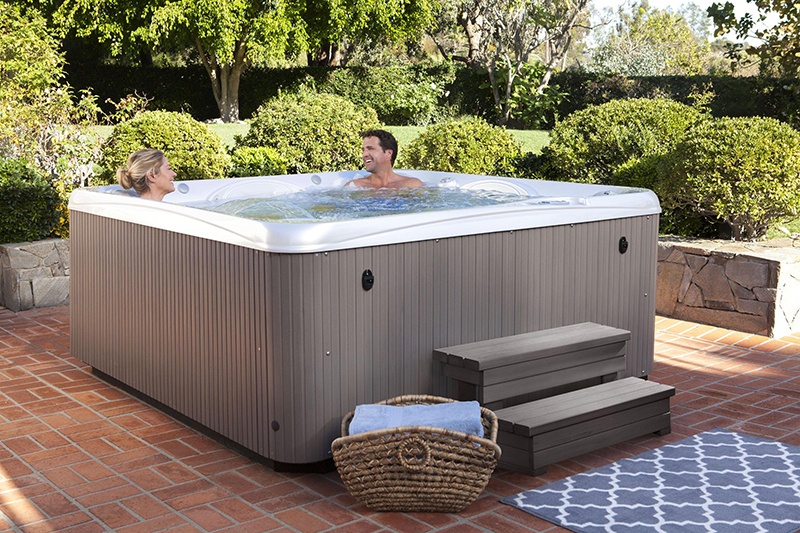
362,136,392,172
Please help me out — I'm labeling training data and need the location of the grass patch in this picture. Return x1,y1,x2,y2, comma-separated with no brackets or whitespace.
93,123,248,150
384,126,420,153
94,125,113,139
766,217,800,239
95,123,549,154
509,130,551,154
387,126,549,155
209,123,249,149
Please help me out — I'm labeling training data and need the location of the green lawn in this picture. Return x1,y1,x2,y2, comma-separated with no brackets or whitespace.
93,123,249,149
387,126,549,155
209,123,249,149
766,218,800,239
206,124,549,154
94,125,113,139
96,123,550,154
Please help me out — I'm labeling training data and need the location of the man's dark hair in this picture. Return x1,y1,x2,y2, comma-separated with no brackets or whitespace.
361,129,398,165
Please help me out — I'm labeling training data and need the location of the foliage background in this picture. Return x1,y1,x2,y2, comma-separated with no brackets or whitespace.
63,63,800,129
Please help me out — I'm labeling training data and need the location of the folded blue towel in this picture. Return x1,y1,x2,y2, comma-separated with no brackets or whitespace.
349,401,484,438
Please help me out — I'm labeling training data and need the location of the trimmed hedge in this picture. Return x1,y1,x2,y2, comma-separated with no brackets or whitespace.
97,111,230,183
64,64,460,124
229,146,288,177
553,72,800,128
235,87,380,173
532,97,728,238
64,64,221,120
614,155,723,238
319,63,457,126
539,98,706,185
656,117,800,240
400,117,521,175
63,63,800,128
0,158,59,244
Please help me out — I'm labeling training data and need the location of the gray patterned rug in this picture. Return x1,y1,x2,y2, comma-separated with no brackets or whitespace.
502,429,800,533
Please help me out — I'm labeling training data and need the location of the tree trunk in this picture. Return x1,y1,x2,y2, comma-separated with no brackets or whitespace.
196,38,247,123
218,64,242,123
537,0,588,95
308,42,344,66
429,33,452,61
487,59,514,125
138,44,153,67
330,46,345,66
458,1,486,67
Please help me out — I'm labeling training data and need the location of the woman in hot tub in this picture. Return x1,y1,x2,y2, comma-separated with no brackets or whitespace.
116,148,177,201
345,129,424,189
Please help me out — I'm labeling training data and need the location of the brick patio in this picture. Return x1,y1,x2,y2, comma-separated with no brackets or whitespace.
1,305,799,532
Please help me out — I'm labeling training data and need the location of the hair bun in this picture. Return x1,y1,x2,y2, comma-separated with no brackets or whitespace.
116,167,133,189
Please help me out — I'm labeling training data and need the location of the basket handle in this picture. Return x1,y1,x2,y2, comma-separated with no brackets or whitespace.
397,436,431,471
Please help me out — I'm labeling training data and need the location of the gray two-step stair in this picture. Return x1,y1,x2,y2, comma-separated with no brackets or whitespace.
434,322,675,476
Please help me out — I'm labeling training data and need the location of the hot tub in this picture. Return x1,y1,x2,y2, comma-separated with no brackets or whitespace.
69,170,661,465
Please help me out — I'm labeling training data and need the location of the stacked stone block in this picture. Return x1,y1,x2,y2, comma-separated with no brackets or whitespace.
0,239,70,311
657,238,800,338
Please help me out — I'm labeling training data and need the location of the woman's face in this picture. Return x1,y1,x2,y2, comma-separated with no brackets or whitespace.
145,157,176,200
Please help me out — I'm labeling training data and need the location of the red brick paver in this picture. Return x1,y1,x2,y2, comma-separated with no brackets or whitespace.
1,306,798,531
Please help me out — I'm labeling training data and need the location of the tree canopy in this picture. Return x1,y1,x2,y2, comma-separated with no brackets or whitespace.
32,0,439,121
149,0,304,122
51,0,155,61
709,0,800,76
1,3,64,97
590,2,711,76
304,0,438,65
434,0,589,124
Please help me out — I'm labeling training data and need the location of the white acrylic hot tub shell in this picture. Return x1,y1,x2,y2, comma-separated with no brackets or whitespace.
68,170,660,253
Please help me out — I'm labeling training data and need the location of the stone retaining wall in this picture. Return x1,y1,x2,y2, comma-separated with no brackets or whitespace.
0,239,70,312
656,238,800,338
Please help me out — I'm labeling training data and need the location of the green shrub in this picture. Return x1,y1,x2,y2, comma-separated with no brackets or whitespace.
540,98,706,184
0,159,59,244
236,87,380,173
399,117,521,175
657,117,800,240
614,155,722,238
481,62,566,129
511,152,545,179
229,146,288,177
0,3,101,242
97,111,230,183
320,63,457,126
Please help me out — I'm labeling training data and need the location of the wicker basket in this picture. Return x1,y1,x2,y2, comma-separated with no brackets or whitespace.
331,394,501,513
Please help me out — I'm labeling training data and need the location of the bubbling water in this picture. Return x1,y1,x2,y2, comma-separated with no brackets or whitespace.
204,186,529,222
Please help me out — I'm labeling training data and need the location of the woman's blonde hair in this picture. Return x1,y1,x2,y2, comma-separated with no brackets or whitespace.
116,149,165,195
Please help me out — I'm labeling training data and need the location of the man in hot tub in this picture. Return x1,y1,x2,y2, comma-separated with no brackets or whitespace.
345,129,424,189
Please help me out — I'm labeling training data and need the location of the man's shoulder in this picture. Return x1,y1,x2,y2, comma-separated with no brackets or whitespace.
398,175,424,188
344,176,373,188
